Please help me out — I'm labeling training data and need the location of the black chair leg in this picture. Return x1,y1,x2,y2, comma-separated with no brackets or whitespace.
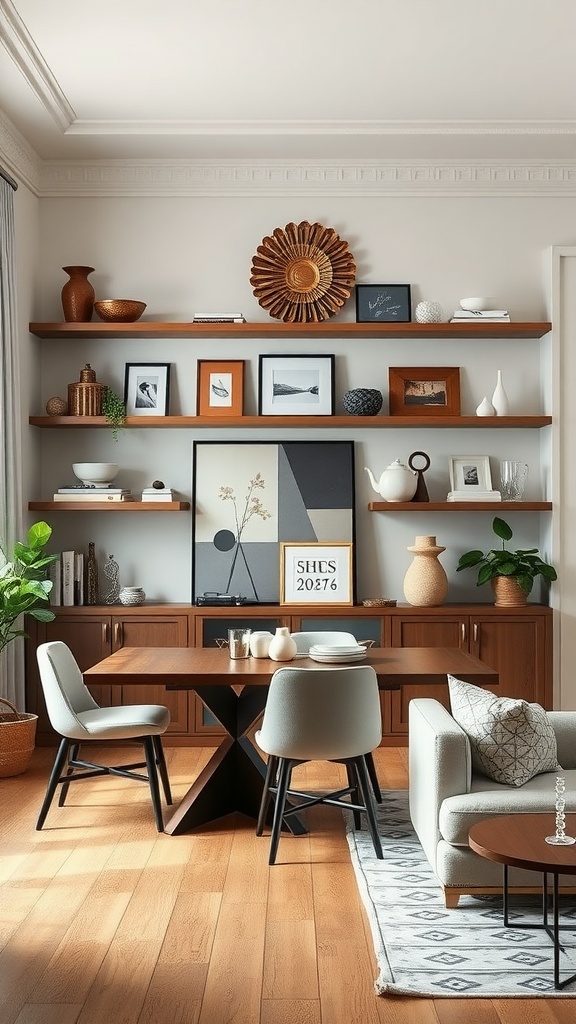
345,762,362,829
365,751,382,803
152,735,172,805
143,736,164,832
256,754,278,836
36,737,71,829
58,741,80,807
354,755,383,859
268,758,292,865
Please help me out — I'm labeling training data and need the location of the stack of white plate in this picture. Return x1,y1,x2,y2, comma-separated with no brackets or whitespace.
308,644,367,664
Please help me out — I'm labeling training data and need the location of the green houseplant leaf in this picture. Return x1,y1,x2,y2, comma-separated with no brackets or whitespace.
0,521,58,655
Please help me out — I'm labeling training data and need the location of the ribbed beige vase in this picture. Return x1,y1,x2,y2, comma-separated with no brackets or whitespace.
491,576,528,607
403,535,448,607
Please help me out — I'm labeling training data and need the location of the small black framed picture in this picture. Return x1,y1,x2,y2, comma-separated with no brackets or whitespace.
124,362,170,416
355,284,412,323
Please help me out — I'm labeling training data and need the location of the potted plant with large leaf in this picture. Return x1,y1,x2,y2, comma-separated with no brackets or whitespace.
456,516,557,606
0,521,57,776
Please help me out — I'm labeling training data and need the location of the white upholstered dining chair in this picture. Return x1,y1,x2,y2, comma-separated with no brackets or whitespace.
255,664,384,864
35,640,172,831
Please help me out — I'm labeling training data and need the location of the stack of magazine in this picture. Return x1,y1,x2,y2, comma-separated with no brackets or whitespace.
447,490,502,502
141,487,174,502
53,486,134,502
192,312,246,323
450,309,510,323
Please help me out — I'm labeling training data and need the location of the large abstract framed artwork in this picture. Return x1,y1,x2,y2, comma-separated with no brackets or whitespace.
192,441,356,604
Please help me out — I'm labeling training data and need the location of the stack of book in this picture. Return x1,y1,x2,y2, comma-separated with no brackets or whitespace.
447,490,502,502
53,486,134,502
49,550,85,606
192,312,246,323
450,309,510,323
141,487,174,502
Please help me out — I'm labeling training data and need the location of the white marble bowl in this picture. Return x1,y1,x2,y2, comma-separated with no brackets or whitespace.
73,462,119,486
459,297,491,311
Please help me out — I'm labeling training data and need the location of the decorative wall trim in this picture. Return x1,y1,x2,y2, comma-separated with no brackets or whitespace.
37,158,576,198
0,110,41,194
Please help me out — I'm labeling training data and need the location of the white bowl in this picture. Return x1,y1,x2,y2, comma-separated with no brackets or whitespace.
72,462,119,486
459,297,492,312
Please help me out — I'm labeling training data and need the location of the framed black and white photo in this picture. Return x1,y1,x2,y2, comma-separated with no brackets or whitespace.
124,363,170,416
192,440,356,603
279,542,354,605
449,455,492,492
258,354,335,416
197,359,244,417
355,284,412,323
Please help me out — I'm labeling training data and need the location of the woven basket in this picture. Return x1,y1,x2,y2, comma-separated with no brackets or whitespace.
0,697,38,777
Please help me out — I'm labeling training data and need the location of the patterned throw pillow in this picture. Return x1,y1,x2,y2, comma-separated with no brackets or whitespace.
447,676,559,786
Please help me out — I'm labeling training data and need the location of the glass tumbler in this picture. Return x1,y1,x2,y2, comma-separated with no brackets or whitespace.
499,461,528,501
228,627,251,659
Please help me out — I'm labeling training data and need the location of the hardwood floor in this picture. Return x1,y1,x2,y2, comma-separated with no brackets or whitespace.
0,746,570,1023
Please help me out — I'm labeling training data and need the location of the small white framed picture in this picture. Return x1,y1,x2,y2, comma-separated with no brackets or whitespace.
279,542,354,605
124,362,170,416
258,354,335,416
449,455,492,491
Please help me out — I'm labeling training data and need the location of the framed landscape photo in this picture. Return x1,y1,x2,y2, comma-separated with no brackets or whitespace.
388,366,460,417
355,284,412,323
124,362,170,416
197,359,244,417
279,542,354,605
449,455,492,492
258,354,335,416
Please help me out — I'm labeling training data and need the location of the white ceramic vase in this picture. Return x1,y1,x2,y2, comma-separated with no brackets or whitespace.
249,630,274,658
476,396,495,416
268,627,297,662
491,370,509,415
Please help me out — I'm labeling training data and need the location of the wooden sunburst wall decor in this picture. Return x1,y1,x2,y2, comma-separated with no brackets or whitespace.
250,221,356,323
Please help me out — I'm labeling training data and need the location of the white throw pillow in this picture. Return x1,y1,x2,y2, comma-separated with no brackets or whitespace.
447,676,559,787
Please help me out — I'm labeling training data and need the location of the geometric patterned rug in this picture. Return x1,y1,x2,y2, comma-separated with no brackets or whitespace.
345,791,576,997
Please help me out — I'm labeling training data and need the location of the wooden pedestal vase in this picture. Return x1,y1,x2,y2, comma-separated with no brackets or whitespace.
491,577,528,607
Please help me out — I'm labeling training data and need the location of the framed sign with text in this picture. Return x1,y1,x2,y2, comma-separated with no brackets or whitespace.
279,542,354,605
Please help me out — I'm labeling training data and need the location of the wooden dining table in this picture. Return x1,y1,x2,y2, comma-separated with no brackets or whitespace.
84,646,498,835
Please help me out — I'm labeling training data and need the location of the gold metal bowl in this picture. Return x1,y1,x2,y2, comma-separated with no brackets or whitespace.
94,299,146,322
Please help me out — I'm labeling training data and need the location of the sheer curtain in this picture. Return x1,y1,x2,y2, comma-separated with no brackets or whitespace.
0,172,25,705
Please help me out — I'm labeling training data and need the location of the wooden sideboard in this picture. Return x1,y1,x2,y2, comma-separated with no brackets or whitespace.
25,602,552,746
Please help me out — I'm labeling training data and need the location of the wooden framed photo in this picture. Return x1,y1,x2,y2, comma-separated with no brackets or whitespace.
449,455,493,492
388,366,460,416
197,359,244,417
258,354,335,416
355,284,412,323
279,542,354,605
124,362,170,416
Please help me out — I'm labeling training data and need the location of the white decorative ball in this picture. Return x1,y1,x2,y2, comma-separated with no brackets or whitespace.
415,301,443,323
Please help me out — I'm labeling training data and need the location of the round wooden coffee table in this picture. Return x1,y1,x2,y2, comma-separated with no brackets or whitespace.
469,813,576,990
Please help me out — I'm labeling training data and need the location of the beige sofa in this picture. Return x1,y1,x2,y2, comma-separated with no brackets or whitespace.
408,698,576,907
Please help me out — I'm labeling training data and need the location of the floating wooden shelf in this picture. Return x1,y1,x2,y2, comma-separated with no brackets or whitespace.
28,320,552,340
368,501,552,512
29,414,552,429
28,501,190,512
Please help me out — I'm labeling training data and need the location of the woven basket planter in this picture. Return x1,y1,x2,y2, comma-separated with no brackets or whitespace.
0,697,38,777
491,576,528,607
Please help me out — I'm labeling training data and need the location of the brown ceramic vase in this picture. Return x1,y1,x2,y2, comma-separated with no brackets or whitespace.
61,266,95,322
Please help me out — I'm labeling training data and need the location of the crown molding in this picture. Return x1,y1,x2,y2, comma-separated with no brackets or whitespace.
37,158,576,197
0,109,41,193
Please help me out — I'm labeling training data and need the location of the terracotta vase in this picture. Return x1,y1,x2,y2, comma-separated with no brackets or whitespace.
61,266,95,322
491,576,528,607
403,535,448,607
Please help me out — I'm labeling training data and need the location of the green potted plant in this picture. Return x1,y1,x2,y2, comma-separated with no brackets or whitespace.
456,516,557,606
0,520,57,655
102,386,126,441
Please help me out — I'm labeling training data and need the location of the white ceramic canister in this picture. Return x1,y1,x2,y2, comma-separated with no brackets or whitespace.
119,586,146,606
268,627,297,662
249,630,274,658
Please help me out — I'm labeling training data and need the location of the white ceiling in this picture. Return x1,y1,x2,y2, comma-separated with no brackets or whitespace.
1,0,576,165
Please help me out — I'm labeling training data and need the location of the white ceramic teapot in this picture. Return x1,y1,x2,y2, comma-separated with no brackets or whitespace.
364,459,418,502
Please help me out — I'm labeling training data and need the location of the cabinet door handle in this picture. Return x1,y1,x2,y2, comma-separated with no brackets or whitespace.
461,622,467,644
102,622,109,644
473,622,478,642
114,622,122,646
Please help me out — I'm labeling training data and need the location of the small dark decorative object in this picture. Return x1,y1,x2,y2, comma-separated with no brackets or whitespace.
46,396,68,416
342,388,383,416
86,542,98,605
408,451,431,502
152,480,165,489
